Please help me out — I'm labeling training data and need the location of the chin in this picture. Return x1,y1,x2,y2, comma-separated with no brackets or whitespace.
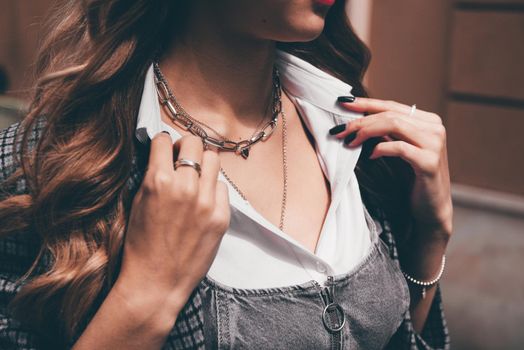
273,15,327,42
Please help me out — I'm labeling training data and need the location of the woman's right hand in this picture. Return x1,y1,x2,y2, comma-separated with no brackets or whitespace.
73,132,230,349
117,131,231,316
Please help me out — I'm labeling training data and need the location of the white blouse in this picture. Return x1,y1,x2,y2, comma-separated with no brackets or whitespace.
135,50,372,289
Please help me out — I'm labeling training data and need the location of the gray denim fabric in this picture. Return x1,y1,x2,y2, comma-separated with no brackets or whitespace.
197,212,411,350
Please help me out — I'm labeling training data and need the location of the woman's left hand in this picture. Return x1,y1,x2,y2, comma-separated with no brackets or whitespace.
331,96,453,244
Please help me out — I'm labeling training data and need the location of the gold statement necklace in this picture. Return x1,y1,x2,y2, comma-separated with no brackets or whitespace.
153,62,288,231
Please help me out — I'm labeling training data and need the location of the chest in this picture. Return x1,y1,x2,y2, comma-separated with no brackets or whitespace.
217,101,331,254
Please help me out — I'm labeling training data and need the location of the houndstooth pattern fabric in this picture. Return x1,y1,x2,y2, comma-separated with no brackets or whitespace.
0,119,450,349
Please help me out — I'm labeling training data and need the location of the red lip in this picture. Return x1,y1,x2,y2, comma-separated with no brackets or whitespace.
315,0,336,6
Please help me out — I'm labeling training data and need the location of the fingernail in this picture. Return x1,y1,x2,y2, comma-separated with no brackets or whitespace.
329,124,346,135
161,130,171,135
343,131,358,145
337,96,356,103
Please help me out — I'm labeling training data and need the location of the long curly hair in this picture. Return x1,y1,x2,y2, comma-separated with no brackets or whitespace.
0,0,413,347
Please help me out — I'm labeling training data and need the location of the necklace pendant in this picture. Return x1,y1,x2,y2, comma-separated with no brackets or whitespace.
240,147,250,159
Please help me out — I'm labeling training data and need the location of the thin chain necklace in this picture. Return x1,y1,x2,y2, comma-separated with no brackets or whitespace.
153,62,288,231
220,109,288,231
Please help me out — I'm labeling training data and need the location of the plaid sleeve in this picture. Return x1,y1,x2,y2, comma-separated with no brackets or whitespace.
1,117,46,197
0,273,40,350
0,121,23,185
379,220,451,350
0,119,47,349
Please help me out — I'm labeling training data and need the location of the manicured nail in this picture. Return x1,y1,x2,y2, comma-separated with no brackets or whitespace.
337,96,356,103
329,124,346,135
343,131,358,145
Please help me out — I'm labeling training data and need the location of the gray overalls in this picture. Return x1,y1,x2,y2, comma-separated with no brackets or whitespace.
196,210,411,349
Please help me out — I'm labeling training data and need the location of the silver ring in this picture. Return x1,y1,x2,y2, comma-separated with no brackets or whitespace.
174,159,202,177
409,104,417,117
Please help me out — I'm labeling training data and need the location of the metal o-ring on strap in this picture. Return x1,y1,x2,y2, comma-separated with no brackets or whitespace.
322,303,346,333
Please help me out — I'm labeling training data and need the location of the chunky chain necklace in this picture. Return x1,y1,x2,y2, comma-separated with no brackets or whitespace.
153,62,282,159
153,62,288,231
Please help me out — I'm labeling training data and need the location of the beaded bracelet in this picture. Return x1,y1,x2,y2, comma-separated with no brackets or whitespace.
402,255,446,299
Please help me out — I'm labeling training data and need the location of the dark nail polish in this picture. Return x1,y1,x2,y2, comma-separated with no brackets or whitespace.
337,96,356,103
343,131,358,145
329,124,346,135
161,130,170,135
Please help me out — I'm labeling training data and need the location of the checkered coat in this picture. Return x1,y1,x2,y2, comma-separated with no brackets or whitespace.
0,118,450,349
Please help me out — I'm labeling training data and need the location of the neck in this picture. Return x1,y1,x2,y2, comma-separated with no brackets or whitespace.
158,10,278,138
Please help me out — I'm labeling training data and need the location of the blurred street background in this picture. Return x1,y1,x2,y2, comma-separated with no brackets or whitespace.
1,1,523,348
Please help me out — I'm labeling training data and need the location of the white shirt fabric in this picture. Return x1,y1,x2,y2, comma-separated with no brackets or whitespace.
135,50,372,289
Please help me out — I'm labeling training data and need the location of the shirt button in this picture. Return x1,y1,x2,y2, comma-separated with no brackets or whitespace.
316,261,327,274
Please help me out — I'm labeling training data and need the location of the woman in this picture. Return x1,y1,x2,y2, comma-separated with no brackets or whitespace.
0,0,452,349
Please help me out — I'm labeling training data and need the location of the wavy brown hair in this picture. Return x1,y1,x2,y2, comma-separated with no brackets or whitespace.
0,0,413,347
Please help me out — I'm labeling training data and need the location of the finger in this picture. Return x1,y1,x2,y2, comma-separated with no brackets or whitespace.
173,135,204,185
338,97,411,115
216,180,230,214
338,97,441,123
199,149,221,204
369,141,439,176
333,111,420,139
337,111,446,152
212,180,231,234
148,131,174,173
343,113,424,148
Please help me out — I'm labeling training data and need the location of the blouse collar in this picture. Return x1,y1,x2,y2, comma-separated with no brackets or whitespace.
135,49,360,144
